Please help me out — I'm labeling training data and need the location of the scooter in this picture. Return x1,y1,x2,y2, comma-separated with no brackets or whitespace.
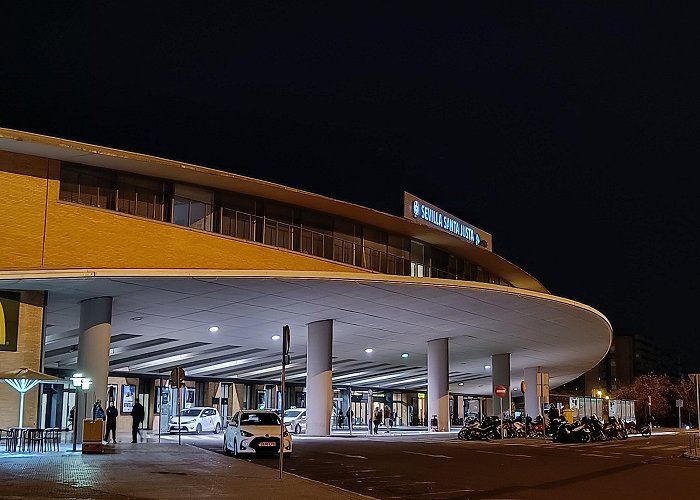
555,419,592,443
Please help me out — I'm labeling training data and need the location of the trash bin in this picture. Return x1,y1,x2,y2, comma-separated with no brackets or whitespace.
562,408,574,424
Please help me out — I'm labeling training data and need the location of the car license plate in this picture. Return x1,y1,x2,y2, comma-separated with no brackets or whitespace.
259,441,275,447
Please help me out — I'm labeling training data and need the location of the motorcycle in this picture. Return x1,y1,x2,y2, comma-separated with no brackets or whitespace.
604,416,628,440
555,419,592,443
582,416,607,441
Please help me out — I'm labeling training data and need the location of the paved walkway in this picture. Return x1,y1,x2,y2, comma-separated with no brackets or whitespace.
0,441,371,500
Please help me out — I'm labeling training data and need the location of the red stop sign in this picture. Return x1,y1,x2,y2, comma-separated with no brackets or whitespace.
494,385,507,397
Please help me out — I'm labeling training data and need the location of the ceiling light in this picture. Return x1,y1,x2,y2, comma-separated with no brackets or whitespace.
484,365,491,369
401,353,409,358
365,348,373,353
271,335,281,340
209,326,219,333
130,317,142,321
458,382,464,386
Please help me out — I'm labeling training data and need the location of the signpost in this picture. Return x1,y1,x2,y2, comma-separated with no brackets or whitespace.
676,399,684,428
494,385,507,439
170,366,185,446
279,325,290,479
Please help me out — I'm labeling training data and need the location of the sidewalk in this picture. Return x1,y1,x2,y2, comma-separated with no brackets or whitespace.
0,441,371,500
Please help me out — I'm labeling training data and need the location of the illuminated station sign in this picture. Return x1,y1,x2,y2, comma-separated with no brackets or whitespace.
403,192,491,250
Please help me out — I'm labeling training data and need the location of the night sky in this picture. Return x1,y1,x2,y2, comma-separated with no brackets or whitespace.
3,4,698,371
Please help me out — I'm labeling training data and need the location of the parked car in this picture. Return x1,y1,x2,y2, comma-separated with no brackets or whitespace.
223,410,292,457
169,406,222,434
283,408,307,434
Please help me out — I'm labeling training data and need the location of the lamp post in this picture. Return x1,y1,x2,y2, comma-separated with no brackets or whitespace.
70,373,92,452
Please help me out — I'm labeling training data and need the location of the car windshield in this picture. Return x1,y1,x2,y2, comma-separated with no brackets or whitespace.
284,410,304,418
179,409,202,417
240,412,281,425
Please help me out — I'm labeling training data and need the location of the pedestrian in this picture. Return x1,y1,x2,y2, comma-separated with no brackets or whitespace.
383,404,391,433
68,406,75,430
372,406,382,434
104,400,118,443
346,408,353,429
131,400,145,443
337,410,345,429
93,400,106,421
547,403,560,438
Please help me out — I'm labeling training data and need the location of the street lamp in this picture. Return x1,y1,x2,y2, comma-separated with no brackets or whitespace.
70,373,92,452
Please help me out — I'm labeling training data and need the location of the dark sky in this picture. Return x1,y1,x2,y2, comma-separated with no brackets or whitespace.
3,4,698,370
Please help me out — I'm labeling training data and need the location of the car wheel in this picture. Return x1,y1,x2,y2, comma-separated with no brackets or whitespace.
223,437,231,456
196,423,202,435
295,424,301,434
214,423,221,434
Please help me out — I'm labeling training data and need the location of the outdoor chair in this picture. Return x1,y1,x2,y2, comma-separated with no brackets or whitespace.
1,428,17,452
44,427,61,452
22,428,44,453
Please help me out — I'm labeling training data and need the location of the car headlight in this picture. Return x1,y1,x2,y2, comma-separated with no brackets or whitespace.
240,430,254,437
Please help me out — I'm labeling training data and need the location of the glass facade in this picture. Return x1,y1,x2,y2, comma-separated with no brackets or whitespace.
58,162,511,286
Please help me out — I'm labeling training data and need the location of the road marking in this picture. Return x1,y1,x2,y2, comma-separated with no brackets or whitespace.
639,445,666,449
403,451,453,459
475,449,533,458
629,454,645,457
327,451,368,459
409,489,476,496
581,453,617,458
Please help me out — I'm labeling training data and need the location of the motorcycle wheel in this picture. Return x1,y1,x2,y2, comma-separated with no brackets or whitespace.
580,432,592,443
642,427,651,437
458,429,468,441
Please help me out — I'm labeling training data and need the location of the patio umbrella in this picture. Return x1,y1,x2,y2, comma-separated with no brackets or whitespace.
0,367,63,427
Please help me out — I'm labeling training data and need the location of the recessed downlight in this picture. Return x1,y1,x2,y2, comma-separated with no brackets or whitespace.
458,382,464,386
209,326,219,333
484,365,491,369
271,335,281,340
130,317,143,321
365,348,373,353
401,353,409,358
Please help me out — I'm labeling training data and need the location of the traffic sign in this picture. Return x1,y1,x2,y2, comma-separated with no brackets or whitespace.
494,385,507,397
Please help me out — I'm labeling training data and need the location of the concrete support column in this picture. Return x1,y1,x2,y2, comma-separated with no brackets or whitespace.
427,338,449,432
491,353,511,417
306,320,333,436
456,395,465,421
76,297,112,439
524,367,549,419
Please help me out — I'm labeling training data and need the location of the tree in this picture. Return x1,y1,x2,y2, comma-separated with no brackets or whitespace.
670,377,698,427
611,374,675,424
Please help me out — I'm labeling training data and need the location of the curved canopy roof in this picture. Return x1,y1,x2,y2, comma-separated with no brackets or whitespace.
0,269,611,395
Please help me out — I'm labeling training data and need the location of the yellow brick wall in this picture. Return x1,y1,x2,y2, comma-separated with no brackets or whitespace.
0,291,46,428
0,150,363,273
0,151,49,270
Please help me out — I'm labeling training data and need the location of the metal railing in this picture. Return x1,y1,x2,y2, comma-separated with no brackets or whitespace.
62,184,508,284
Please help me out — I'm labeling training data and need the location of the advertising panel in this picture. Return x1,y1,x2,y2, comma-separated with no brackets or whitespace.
0,291,20,351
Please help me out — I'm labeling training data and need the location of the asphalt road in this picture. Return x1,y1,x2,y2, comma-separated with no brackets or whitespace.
165,431,700,499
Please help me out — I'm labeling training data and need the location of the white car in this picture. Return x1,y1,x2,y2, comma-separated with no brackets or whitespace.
169,406,222,434
283,408,307,434
223,410,292,457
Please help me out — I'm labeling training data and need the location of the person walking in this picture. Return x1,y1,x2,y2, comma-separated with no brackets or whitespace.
383,404,392,433
372,406,382,435
131,400,145,443
104,401,118,443
346,408,353,430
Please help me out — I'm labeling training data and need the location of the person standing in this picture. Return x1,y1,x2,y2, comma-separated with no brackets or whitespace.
372,406,382,434
93,400,106,421
131,400,145,443
346,408,353,430
104,401,118,443
383,404,392,433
